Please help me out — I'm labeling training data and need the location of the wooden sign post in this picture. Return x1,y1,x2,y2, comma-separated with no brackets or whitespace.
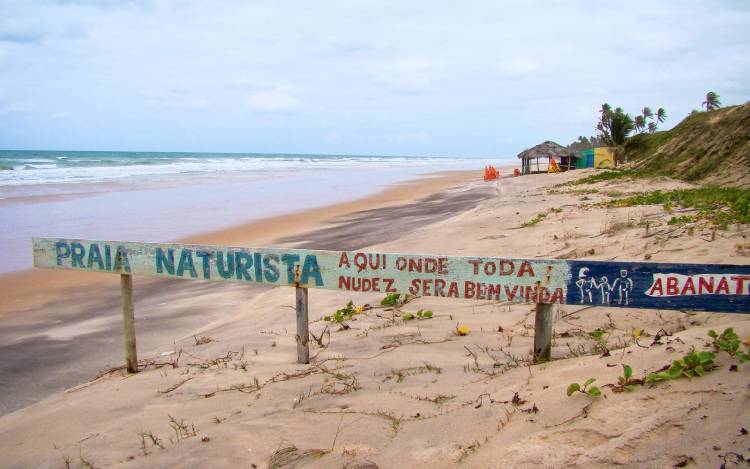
120,273,138,372
33,238,750,369
533,302,554,362
295,287,310,364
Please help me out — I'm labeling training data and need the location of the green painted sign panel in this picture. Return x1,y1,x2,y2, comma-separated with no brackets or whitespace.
32,238,750,312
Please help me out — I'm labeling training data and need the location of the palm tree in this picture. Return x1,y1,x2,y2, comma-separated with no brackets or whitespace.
610,108,635,145
634,115,646,133
702,92,722,111
642,107,653,121
596,104,634,146
597,104,612,140
656,108,667,124
647,122,657,134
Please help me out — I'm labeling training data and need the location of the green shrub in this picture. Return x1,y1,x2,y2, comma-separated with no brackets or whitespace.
380,292,413,307
403,310,434,321
606,187,750,226
646,350,715,382
709,328,749,363
567,378,601,398
324,301,356,323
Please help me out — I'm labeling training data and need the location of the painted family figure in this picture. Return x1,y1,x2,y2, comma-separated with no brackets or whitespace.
577,267,633,305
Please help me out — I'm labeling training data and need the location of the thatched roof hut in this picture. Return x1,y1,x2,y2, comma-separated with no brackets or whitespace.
517,141,576,174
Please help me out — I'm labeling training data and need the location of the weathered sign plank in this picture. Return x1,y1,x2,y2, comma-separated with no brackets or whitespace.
33,238,750,313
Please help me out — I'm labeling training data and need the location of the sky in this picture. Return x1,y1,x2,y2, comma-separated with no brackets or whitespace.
0,1,748,157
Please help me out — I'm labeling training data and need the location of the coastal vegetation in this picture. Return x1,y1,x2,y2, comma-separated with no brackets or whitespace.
560,168,637,186
592,91,727,153
595,103,666,147
596,104,634,146
566,378,601,398
703,91,722,111
623,100,749,183
565,325,749,403
564,96,749,190
645,350,716,382
709,327,750,364
604,187,750,228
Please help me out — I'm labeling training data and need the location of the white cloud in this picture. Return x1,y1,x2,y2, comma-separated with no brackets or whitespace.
385,131,430,145
183,99,209,111
0,99,34,114
373,58,439,94
142,93,209,111
0,1,748,155
247,91,300,113
495,58,541,79
325,131,342,142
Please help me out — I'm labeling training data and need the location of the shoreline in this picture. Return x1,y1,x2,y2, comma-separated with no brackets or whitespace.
0,169,486,415
0,170,479,315
0,163,485,275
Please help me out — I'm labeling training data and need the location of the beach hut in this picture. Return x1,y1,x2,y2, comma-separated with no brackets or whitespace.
594,147,616,168
576,149,594,169
574,147,617,169
517,141,577,175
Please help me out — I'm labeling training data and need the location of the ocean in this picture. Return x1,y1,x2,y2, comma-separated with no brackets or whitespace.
0,150,485,274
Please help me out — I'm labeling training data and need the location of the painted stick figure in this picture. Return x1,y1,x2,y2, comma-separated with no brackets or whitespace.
588,276,600,303
576,267,590,303
611,269,633,305
598,276,612,304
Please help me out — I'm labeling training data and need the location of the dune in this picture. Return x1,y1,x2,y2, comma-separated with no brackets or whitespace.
1,169,749,468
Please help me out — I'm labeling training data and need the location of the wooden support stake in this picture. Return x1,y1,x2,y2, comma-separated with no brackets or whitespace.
533,302,554,363
120,273,138,373
295,287,310,364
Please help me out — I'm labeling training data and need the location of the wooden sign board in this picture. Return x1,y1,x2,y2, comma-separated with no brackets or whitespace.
34,238,750,313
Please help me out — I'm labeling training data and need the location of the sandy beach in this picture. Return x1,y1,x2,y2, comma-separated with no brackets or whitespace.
0,170,483,415
4,0,748,467
1,168,749,468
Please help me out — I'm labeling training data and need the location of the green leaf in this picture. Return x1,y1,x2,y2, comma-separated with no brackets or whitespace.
625,385,636,392
587,386,602,397
402,312,415,321
423,310,433,318
380,293,401,306
667,367,683,379
566,383,580,396
738,352,749,363
623,364,633,380
708,330,718,339
583,378,596,387
698,351,715,365
646,372,664,382
694,365,704,376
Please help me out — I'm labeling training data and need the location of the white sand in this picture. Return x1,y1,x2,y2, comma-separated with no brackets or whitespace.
1,169,749,468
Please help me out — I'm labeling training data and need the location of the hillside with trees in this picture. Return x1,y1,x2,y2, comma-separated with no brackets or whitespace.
624,100,750,186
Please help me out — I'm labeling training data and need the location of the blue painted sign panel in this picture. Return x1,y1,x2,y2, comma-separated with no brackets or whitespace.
567,260,750,313
32,238,750,313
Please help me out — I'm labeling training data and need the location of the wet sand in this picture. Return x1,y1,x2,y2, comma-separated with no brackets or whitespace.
0,170,488,415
